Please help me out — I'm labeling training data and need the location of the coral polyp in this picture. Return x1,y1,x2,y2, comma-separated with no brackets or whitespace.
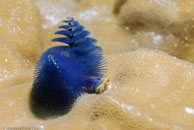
30,17,107,119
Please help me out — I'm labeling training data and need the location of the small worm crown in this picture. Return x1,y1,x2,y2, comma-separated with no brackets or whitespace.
52,17,96,47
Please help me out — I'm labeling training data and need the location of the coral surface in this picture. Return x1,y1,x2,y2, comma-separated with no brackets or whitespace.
0,0,194,130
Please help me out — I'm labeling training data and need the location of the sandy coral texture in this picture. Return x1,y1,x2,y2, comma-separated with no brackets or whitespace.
0,0,194,130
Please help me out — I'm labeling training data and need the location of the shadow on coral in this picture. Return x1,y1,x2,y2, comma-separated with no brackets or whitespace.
29,90,72,119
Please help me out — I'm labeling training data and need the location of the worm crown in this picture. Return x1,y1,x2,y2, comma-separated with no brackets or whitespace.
30,17,107,119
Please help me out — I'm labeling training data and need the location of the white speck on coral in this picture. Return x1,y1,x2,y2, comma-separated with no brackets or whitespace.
176,63,180,66
155,64,160,68
5,59,8,62
149,0,177,7
125,26,129,31
185,107,194,114
38,126,44,129
124,105,133,112
9,102,13,106
149,117,153,122
107,82,112,89
121,104,124,108
153,35,162,45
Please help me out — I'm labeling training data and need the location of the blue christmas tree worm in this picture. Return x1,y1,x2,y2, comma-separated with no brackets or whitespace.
30,17,108,119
